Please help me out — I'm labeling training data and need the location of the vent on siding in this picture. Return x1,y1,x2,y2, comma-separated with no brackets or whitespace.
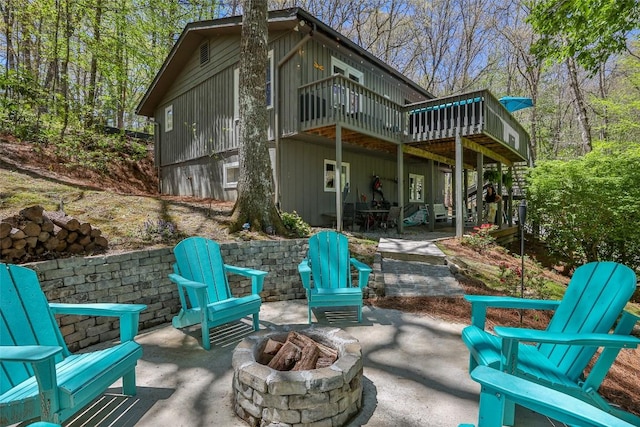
199,42,209,65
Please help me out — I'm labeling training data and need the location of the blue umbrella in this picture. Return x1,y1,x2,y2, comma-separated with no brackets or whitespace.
499,96,534,113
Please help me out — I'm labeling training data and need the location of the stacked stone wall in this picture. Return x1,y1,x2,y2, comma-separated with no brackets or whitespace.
25,239,308,351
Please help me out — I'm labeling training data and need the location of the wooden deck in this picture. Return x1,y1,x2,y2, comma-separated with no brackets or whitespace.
298,76,529,168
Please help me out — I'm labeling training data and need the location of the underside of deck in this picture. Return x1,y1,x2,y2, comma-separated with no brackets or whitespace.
304,124,519,169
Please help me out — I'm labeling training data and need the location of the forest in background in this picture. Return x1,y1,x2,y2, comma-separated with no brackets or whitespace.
1,0,640,163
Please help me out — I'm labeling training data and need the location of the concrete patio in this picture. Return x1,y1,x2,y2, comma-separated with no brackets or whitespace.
56,300,555,427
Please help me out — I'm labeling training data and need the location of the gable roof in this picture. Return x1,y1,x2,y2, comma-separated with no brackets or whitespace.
136,8,432,117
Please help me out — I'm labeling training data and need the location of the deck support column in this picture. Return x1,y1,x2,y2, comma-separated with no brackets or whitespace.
335,123,343,232
429,159,435,232
477,152,484,225
397,143,404,233
455,132,464,237
497,162,503,227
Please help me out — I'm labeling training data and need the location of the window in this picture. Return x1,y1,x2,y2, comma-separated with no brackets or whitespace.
266,50,274,108
409,173,424,202
224,162,240,188
331,57,363,114
331,57,363,83
324,159,350,192
165,105,173,132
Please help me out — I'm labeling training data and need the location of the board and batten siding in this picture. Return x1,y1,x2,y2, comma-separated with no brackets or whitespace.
156,66,238,167
279,138,434,226
157,30,298,168
279,36,430,137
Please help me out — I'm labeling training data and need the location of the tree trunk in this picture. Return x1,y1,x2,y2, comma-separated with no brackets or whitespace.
566,56,592,154
1,0,16,72
86,0,103,128
60,0,72,140
597,64,609,141
231,0,285,235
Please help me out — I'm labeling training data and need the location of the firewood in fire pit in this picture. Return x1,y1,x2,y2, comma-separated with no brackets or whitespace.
267,341,301,371
258,338,284,365
262,332,338,371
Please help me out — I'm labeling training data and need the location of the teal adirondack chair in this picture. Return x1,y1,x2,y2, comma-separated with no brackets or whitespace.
462,261,640,426
169,237,267,350
0,263,146,425
459,366,637,427
298,231,372,324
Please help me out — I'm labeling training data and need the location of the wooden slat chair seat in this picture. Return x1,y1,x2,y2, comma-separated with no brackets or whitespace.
298,231,372,324
462,261,640,426
169,237,267,350
0,263,146,425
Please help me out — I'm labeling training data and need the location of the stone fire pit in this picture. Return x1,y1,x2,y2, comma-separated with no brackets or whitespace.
232,327,363,427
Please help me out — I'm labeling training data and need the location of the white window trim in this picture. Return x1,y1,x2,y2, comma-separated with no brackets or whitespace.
223,161,240,189
409,173,425,203
267,50,274,109
164,105,173,132
331,57,363,82
324,159,350,193
331,57,364,114
233,68,240,122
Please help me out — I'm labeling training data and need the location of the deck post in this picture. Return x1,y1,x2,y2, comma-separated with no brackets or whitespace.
455,132,464,237
397,143,404,233
477,152,484,225
429,159,435,232
497,162,503,227
336,123,343,232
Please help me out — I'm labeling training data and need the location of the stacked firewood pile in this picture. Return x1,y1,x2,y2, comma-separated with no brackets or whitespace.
258,331,339,371
0,205,108,262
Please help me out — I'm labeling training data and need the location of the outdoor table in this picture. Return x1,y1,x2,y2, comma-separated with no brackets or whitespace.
357,209,390,231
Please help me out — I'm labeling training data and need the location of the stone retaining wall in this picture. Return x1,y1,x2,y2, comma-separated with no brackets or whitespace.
25,239,309,352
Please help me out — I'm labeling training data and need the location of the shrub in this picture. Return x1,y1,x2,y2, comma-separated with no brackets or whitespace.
140,219,185,243
461,223,497,253
526,141,640,270
499,259,553,299
281,211,311,237
498,262,521,296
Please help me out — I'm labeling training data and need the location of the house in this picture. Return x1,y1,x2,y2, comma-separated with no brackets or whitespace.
136,8,530,235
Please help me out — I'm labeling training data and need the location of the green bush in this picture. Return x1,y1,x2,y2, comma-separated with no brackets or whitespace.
526,141,640,270
281,211,312,237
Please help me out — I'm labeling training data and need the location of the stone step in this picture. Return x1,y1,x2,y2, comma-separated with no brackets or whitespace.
377,237,447,265
382,259,464,297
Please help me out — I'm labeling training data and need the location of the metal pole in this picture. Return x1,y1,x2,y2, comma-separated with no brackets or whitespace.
518,199,527,323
